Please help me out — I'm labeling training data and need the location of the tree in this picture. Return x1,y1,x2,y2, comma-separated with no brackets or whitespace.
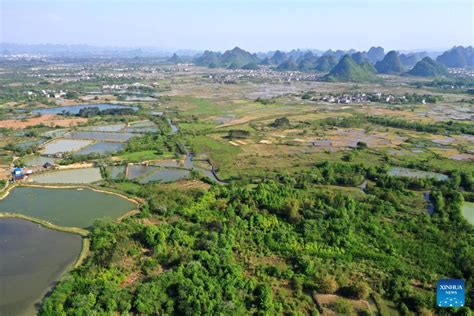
318,275,338,294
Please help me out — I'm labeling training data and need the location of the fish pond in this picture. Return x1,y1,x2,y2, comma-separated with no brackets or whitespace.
22,155,57,167
139,168,190,183
388,167,448,181
30,167,103,184
32,103,138,115
74,142,124,155
81,124,126,132
41,139,92,155
0,218,82,316
106,165,127,179
64,131,138,142
0,187,136,228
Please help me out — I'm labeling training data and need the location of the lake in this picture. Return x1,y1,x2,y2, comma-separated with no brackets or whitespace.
0,218,82,316
41,139,93,155
74,142,124,155
32,104,138,115
30,168,103,184
388,167,448,181
64,131,138,142
462,202,474,225
0,187,136,228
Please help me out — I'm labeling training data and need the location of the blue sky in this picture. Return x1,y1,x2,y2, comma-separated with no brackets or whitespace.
1,0,473,52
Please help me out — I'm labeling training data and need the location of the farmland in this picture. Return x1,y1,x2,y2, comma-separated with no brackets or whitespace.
0,57,473,315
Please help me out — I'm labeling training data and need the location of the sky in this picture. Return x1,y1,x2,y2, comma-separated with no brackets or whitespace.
1,0,473,52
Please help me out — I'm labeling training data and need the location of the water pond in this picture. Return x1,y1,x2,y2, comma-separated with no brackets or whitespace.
123,126,159,133
388,167,448,181
106,165,127,179
22,155,57,167
0,187,136,228
462,202,474,225
81,124,126,132
17,139,45,149
41,129,68,138
74,142,124,155
30,167,102,184
32,104,138,115
139,168,190,183
41,139,93,155
0,218,82,316
64,131,138,142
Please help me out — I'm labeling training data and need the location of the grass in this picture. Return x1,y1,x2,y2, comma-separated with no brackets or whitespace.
186,135,240,177
119,150,162,163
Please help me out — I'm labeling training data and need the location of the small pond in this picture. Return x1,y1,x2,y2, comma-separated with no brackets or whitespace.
30,167,102,184
139,168,190,183
106,165,127,179
388,167,448,181
74,142,124,155
64,131,138,142
41,139,93,155
22,155,57,167
81,124,126,132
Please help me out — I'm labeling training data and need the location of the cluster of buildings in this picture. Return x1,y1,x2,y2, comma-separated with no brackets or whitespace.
319,93,420,104
10,163,54,182
207,68,321,84
102,82,155,92
447,68,474,77
23,89,69,99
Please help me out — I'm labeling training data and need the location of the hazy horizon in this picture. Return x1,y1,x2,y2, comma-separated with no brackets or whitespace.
1,0,473,53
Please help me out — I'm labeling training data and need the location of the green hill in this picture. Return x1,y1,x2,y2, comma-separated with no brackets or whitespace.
276,58,298,71
315,55,337,72
193,47,259,68
405,57,449,77
437,46,474,68
167,53,183,64
366,46,385,63
194,50,222,67
351,52,369,64
375,50,403,74
221,47,260,68
269,50,288,65
297,52,318,71
323,55,380,82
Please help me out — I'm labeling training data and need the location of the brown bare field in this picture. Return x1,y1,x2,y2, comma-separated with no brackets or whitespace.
315,294,372,315
0,114,87,129
0,168,10,180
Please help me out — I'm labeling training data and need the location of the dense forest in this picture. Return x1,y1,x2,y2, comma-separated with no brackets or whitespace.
40,162,473,315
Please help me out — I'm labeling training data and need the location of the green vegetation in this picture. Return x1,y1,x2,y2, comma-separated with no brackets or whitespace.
40,163,473,315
